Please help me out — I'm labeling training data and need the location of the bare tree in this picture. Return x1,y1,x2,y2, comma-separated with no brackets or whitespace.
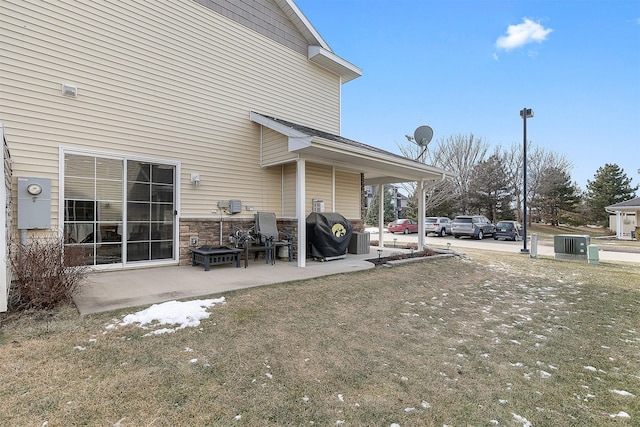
500,143,524,221
398,133,489,215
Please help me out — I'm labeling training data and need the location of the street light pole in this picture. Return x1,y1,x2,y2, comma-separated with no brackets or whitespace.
520,108,533,254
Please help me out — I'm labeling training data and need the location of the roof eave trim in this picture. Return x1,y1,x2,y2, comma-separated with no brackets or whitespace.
312,137,454,178
308,46,362,83
250,111,312,150
276,0,332,50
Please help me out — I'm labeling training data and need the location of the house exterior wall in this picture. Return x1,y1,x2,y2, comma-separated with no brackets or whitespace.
192,0,309,55
261,128,298,166
609,213,637,236
282,163,297,217
306,163,334,213
334,169,361,219
0,0,342,232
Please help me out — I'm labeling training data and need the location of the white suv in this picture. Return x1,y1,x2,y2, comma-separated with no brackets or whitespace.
424,217,451,237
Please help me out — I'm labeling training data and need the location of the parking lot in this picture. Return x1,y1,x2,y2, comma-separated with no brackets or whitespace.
367,228,639,263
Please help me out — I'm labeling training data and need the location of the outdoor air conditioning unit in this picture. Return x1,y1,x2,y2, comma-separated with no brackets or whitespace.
554,234,590,260
348,232,370,255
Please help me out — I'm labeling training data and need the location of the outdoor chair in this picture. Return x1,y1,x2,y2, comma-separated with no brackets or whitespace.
254,212,293,263
229,224,275,268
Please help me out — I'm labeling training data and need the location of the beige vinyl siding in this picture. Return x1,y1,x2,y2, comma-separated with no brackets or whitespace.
282,163,296,217
261,128,298,166
0,0,341,223
306,163,333,214
334,170,361,219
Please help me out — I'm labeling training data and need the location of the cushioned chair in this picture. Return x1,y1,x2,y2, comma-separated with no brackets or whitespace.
254,212,293,263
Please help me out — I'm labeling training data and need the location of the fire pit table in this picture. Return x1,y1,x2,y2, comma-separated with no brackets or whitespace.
190,245,242,271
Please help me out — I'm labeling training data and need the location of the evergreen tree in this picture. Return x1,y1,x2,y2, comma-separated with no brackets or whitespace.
585,164,638,225
468,154,513,222
536,167,579,226
365,185,396,225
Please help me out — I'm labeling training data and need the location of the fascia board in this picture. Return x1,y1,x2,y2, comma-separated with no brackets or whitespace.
312,136,453,178
308,46,362,83
250,111,309,138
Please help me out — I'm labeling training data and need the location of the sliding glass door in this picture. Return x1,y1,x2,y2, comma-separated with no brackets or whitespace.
63,152,176,266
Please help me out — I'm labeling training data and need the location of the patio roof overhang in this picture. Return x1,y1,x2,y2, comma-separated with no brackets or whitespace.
605,197,640,213
250,112,452,185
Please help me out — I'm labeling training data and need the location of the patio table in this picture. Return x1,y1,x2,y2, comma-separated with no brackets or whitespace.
191,245,242,271
243,243,275,268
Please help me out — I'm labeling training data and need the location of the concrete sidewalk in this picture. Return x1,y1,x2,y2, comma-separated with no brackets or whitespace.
74,248,409,315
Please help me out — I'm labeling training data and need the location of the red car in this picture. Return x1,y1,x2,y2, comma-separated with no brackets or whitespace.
387,218,419,234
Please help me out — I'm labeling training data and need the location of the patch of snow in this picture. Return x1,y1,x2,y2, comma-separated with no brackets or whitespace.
338,394,344,402
539,370,552,379
584,366,597,372
421,401,431,409
404,407,415,413
117,298,226,335
609,411,630,418
610,390,635,397
512,413,532,426
73,346,86,351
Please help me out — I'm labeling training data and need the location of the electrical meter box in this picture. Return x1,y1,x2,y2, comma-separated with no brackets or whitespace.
229,199,242,214
17,177,52,229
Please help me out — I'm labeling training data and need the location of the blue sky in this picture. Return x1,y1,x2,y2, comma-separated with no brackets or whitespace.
295,0,640,193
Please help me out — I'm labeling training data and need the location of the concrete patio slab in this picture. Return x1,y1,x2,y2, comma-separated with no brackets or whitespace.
73,248,410,315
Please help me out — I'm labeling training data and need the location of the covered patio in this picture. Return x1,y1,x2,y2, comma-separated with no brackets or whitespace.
606,197,640,239
250,112,453,267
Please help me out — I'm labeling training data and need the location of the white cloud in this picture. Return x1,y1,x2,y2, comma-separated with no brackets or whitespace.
496,18,553,51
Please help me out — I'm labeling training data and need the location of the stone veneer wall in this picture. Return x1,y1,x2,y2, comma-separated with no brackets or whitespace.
179,217,298,265
180,216,365,265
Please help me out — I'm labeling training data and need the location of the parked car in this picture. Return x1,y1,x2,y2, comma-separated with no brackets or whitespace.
451,215,495,239
493,220,523,241
425,217,451,237
387,218,419,234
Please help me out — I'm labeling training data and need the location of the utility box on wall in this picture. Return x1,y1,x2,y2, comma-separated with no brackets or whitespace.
17,177,51,229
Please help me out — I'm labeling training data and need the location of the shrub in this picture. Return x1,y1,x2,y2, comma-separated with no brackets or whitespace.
9,237,90,311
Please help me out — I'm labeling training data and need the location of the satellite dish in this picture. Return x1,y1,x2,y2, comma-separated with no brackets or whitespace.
413,125,433,147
